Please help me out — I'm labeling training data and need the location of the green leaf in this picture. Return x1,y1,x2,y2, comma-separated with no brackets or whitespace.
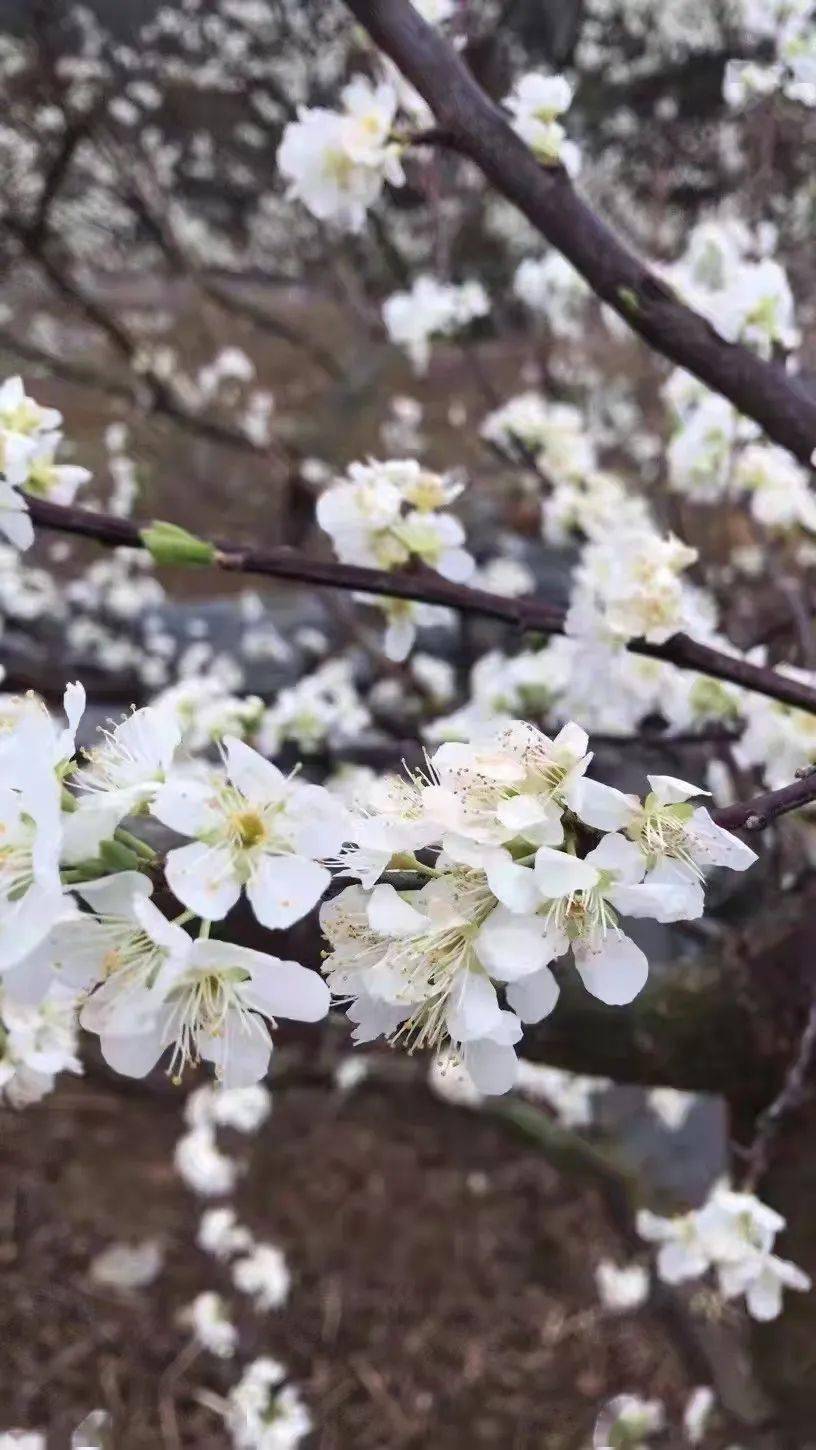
140,519,216,567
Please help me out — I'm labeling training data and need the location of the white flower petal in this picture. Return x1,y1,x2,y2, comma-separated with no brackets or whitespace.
647,774,709,804
534,845,598,898
475,905,564,981
483,852,540,914
367,882,430,937
609,876,703,924
100,1023,165,1078
446,969,502,1042
164,842,241,920
506,964,560,1022
151,777,222,837
77,870,152,917
689,807,757,871
224,735,286,804
573,930,648,1005
198,1014,272,1088
584,832,645,883
463,1037,518,1095
247,854,329,929
564,777,638,832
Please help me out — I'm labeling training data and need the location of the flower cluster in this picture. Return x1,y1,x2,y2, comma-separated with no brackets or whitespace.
317,457,473,659
513,252,591,337
666,218,799,361
666,365,816,532
503,73,581,176
638,1182,811,1320
0,376,91,550
383,274,490,372
725,0,816,109
321,723,755,1094
0,677,756,1105
225,1359,311,1450
565,525,707,646
277,77,404,232
481,391,596,478
0,689,335,1092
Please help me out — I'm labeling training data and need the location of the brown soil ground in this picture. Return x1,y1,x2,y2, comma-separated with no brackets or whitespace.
0,1045,713,1450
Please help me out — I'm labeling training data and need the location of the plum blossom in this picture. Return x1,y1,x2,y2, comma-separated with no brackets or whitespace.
733,443,816,533
96,937,330,1088
151,736,347,928
232,1242,291,1310
198,1206,253,1261
513,252,590,335
225,1359,312,1450
321,877,524,1093
568,771,757,888
0,376,92,548
593,1395,665,1449
317,458,473,581
424,719,592,853
595,1259,650,1312
65,704,181,862
277,78,403,231
183,1291,238,1358
638,1184,811,1320
22,437,91,505
683,1387,716,1445
0,375,61,486
383,275,490,372
0,708,66,971
504,73,581,175
565,527,704,646
175,1127,238,1197
481,392,596,478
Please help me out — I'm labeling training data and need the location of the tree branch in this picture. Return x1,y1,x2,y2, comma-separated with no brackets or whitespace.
712,769,816,832
25,494,816,715
342,0,816,466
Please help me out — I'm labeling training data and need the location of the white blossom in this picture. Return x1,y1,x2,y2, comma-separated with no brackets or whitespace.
595,1259,650,1311
277,79,403,231
504,73,581,175
383,276,489,372
232,1242,291,1310
152,737,346,929
183,1290,238,1358
175,1126,239,1197
638,1184,811,1319
198,1206,254,1260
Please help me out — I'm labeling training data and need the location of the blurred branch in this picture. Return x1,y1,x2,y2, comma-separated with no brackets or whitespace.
8,224,296,464
343,0,816,466
742,992,816,1190
114,158,345,382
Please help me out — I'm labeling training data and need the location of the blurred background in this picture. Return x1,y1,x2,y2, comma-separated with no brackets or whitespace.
0,0,814,1445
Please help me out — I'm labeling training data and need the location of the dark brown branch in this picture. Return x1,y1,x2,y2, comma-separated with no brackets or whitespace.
342,0,816,466
713,769,816,832
25,494,816,715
